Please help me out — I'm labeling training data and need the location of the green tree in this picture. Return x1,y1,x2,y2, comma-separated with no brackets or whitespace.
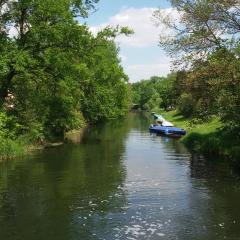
154,0,240,128
131,74,177,111
0,0,132,142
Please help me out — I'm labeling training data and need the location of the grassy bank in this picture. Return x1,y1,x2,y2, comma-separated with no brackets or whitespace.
160,110,240,163
0,137,46,160
0,138,26,160
0,126,88,160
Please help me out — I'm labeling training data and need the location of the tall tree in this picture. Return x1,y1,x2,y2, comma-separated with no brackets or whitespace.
0,0,132,140
154,0,240,63
154,0,240,127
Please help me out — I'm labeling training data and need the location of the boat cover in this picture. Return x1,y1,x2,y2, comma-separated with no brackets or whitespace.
149,125,186,136
153,114,165,122
161,121,174,127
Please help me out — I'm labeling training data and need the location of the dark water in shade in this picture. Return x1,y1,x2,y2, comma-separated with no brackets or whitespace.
0,113,240,240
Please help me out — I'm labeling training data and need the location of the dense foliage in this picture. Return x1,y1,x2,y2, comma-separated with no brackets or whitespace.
131,74,176,112
131,0,240,161
151,0,240,130
0,0,131,149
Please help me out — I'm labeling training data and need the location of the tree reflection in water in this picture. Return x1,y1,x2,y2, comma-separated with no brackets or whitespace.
0,117,131,240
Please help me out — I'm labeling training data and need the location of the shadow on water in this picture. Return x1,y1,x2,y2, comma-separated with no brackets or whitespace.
0,113,240,240
0,117,132,240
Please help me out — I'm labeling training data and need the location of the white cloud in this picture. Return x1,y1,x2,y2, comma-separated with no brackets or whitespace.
89,7,179,82
115,8,157,47
90,7,179,48
89,26,98,36
119,54,127,62
126,62,171,83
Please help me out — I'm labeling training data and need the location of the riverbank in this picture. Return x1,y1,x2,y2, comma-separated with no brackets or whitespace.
160,110,240,164
0,138,45,161
0,127,87,160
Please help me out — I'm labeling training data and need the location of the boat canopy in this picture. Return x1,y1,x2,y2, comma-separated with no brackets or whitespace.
153,114,165,122
152,113,174,127
161,121,174,127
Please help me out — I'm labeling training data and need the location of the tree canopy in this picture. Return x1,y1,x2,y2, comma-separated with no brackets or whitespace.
0,0,131,142
153,0,240,129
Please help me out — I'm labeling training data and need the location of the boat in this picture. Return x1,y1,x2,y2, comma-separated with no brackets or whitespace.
152,112,165,122
149,124,186,137
161,120,174,127
151,112,174,127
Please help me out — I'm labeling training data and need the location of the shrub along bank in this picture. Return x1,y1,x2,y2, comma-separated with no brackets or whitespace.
161,111,240,164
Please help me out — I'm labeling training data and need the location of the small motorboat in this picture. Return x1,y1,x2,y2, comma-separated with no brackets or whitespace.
151,113,174,126
149,124,186,137
152,113,165,122
161,120,174,127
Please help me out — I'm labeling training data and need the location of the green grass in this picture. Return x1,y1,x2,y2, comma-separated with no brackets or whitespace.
0,138,25,160
159,110,240,163
0,135,43,160
161,110,222,134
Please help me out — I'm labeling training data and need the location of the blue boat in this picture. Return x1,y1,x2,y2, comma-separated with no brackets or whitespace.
149,124,186,137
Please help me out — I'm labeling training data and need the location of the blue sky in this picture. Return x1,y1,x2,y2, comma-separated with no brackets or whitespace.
87,0,171,25
86,0,172,82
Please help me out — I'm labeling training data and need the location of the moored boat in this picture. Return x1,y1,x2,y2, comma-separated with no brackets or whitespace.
151,112,174,127
152,113,165,122
149,124,186,137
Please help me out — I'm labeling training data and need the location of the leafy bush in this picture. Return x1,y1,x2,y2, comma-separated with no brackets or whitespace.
178,93,195,117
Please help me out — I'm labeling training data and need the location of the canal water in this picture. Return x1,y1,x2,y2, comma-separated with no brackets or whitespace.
0,113,240,240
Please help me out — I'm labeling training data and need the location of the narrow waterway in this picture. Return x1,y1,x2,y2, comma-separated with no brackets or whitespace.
0,113,240,240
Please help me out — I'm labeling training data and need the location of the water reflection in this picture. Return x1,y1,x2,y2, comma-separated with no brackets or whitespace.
0,113,240,240
0,119,130,240
189,154,240,240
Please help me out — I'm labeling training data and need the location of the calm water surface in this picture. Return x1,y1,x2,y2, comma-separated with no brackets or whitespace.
0,113,240,240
